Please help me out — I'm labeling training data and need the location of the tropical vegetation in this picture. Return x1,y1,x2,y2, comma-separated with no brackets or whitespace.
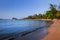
24,4,60,19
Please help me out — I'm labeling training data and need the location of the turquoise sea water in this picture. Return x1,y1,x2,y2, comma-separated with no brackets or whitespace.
0,19,51,40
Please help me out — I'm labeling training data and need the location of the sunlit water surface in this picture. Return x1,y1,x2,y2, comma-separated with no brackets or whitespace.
0,19,51,40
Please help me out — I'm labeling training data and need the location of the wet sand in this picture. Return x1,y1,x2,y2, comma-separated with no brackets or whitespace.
41,19,60,40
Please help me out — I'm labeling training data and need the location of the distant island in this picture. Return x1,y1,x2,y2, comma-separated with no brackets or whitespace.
11,4,60,20
12,17,18,20
0,19,3,20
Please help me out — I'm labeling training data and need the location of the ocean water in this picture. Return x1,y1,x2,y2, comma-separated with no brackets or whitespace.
0,19,51,40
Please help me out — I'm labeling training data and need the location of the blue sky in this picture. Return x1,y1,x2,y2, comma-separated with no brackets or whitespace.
0,0,60,19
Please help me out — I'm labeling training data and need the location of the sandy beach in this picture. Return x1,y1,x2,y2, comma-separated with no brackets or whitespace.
41,19,60,40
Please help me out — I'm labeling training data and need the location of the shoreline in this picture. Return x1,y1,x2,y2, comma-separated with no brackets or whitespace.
41,19,60,40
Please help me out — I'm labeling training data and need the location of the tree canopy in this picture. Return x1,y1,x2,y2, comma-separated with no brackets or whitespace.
24,4,60,19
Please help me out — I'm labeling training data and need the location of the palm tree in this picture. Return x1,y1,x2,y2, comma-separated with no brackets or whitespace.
50,4,57,18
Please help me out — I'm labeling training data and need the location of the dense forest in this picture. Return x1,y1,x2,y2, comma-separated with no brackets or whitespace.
24,4,60,19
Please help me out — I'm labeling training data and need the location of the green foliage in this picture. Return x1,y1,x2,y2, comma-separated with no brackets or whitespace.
24,4,60,19
38,14,43,19
28,16,33,19
42,14,47,19
56,10,60,19
50,4,57,18
46,11,54,19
